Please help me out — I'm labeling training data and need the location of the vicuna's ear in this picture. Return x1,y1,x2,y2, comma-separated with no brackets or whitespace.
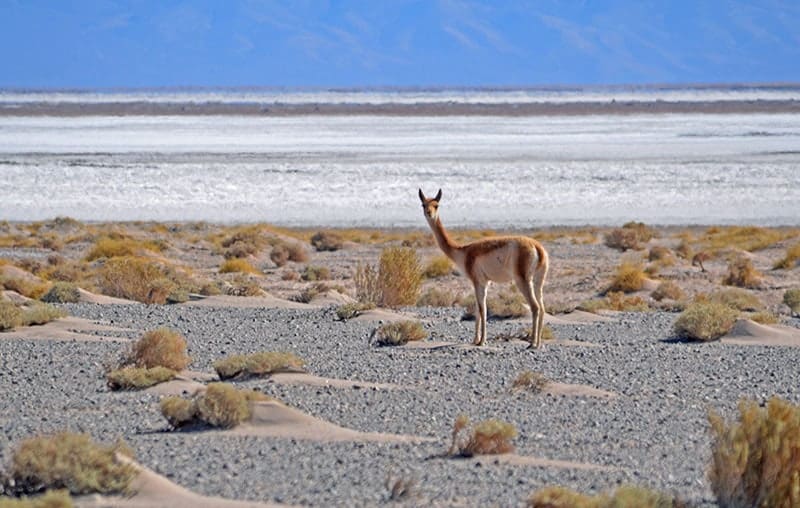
435,189,442,201
418,188,426,202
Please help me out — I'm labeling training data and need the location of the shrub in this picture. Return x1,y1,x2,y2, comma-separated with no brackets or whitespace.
422,256,454,278
0,277,49,300
527,485,683,508
784,288,800,315
723,255,762,288
219,258,260,275
160,383,272,429
285,241,309,262
607,262,647,293
85,236,162,261
675,240,693,260
374,320,427,346
159,397,198,428
219,227,267,259
463,287,529,320
354,262,380,305
310,231,344,251
301,265,331,281
748,311,779,325
702,226,786,252
127,328,190,371
417,287,460,307
674,301,738,341
7,432,135,495
651,281,685,302
578,292,649,313
449,415,517,457
511,371,548,393
225,277,263,297
336,301,376,320
0,489,73,508
95,256,175,304
648,246,672,262
0,301,22,331
269,244,290,267
704,288,764,311
604,222,655,252
708,397,800,508
773,243,800,270
106,366,177,390
378,247,422,307
40,282,80,304
213,351,306,380
20,304,67,327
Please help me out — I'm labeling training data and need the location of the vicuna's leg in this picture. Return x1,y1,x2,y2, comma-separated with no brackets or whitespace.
473,281,488,346
532,264,547,348
514,276,540,348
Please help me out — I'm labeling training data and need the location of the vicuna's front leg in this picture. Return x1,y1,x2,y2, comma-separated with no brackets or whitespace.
473,282,488,346
514,277,541,349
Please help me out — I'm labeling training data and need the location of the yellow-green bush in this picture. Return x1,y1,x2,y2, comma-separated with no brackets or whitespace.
40,282,80,304
301,265,331,281
0,301,22,331
422,255,454,278
19,303,67,327
160,383,271,429
335,301,376,320
783,288,800,316
95,256,176,304
0,276,49,300
417,287,460,307
7,432,135,496
703,288,764,312
511,371,548,393
708,397,800,508
213,351,306,380
354,262,380,305
449,415,517,457
723,255,762,289
651,281,685,302
85,236,164,261
127,327,190,371
701,226,786,253
527,485,683,508
106,366,177,391
578,292,649,313
774,243,800,270
0,489,72,508
219,258,260,275
463,286,529,319
374,320,427,346
378,247,422,307
674,301,738,341
607,262,647,293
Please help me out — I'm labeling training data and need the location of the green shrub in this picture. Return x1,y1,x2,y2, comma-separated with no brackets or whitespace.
40,282,80,304
336,301,376,320
310,231,344,251
159,397,198,428
784,288,800,315
0,489,73,508
374,320,427,346
127,327,190,371
20,303,67,326
527,485,683,508
7,432,136,496
106,366,177,390
213,351,306,380
674,301,738,341
422,255,454,278
378,247,422,307
708,397,800,508
354,262,380,305
0,301,22,331
511,371,548,393
449,415,517,457
607,262,647,293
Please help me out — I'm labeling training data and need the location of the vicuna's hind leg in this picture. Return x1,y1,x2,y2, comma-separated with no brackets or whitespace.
473,282,488,346
514,276,540,348
532,264,547,348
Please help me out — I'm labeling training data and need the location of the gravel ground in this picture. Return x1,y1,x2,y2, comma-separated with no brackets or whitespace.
2,302,800,506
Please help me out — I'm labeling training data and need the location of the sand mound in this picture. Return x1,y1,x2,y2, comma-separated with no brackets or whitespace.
0,265,42,283
75,458,285,508
721,319,800,347
180,294,312,309
2,316,133,342
544,381,617,399
77,288,140,305
308,291,356,307
351,308,417,323
229,400,430,443
267,372,410,391
2,290,33,304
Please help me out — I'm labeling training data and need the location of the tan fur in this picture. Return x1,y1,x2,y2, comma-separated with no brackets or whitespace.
419,189,549,348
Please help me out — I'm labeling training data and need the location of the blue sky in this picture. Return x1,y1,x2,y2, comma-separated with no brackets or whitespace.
2,0,799,89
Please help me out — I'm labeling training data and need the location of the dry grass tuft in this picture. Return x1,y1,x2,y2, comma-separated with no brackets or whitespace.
449,415,517,457
0,489,73,507
774,243,800,270
511,371,549,393
603,222,656,252
213,351,306,380
160,383,271,429
335,301,376,320
417,287,461,307
1,276,49,300
40,282,80,304
607,262,647,293
106,366,177,391
301,265,331,281
378,247,422,307
0,301,22,331
219,258,260,275
96,256,179,304
310,231,344,251
374,320,428,346
701,226,787,253
722,255,762,288
127,328,190,371
579,292,649,313
708,397,800,508
354,262,380,305
219,226,267,259
527,484,684,508
19,304,67,327
159,397,198,429
7,432,136,496
784,288,800,316
702,288,764,311
85,236,164,261
422,255,454,278
651,281,685,302
463,286,529,320
748,311,779,325
674,301,738,342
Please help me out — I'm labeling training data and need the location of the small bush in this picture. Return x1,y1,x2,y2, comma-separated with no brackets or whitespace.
354,262,380,305
219,227,267,259
0,301,23,331
1,277,49,300
127,328,190,371
675,240,694,260
449,415,517,457
0,489,73,508
464,287,529,320
85,236,162,261
702,226,786,252
301,265,331,281
422,256,454,278
336,301,376,320
213,351,306,380
578,292,649,313
378,247,422,307
708,397,800,508
96,256,176,304
648,246,672,262
106,366,177,390
511,371,548,393
160,383,271,429
7,432,136,495
219,258,260,275
374,320,427,346
607,262,647,293
417,287,460,307
225,278,264,297
527,485,683,508
310,231,344,251
269,244,290,267
748,311,779,325
40,282,80,304
703,288,764,311
723,255,762,288
604,222,655,252
784,288,800,315
651,281,685,302
773,243,800,270
674,301,738,341
20,303,67,327
159,397,198,428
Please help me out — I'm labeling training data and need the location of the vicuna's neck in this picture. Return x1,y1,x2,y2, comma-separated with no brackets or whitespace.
427,216,460,259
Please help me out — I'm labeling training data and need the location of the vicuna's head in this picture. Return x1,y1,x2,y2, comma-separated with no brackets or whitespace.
419,188,442,222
